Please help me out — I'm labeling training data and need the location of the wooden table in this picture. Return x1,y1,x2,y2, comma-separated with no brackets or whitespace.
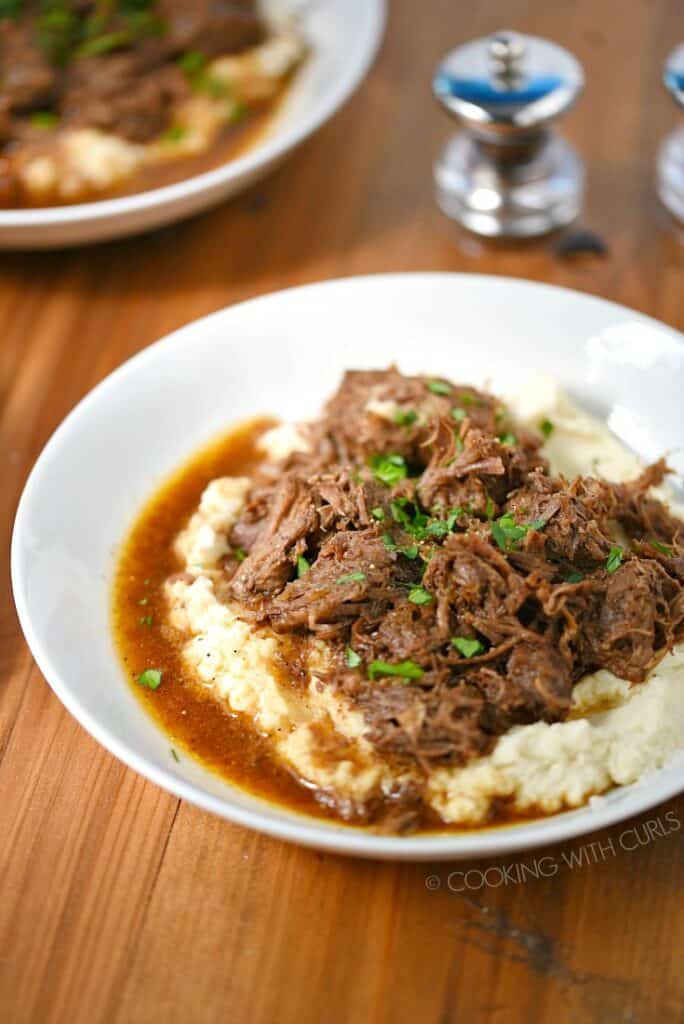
2,3,684,1022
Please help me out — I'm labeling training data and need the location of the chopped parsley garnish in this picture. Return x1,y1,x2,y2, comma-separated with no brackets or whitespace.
452,636,485,658
408,585,433,606
139,615,153,627
371,506,385,521
178,50,207,75
451,407,466,422
345,646,362,669
485,496,495,520
454,436,464,452
651,540,672,556
227,100,247,124
30,110,59,128
394,409,418,427
0,1,22,19
234,547,247,562
163,124,188,143
368,659,424,681
384,532,420,559
335,571,367,585
490,511,543,551
427,507,463,538
390,497,429,538
296,555,310,578
563,571,585,584
197,75,229,98
498,431,517,446
606,546,624,574
446,507,464,529
427,379,452,396
369,452,408,486
137,669,162,690
399,544,420,560
170,748,180,763
540,418,555,439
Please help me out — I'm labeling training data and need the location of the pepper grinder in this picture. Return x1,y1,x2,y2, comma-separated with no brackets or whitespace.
433,30,585,238
658,43,684,222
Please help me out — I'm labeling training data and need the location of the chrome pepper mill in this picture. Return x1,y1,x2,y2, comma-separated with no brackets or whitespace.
658,43,684,222
433,30,585,238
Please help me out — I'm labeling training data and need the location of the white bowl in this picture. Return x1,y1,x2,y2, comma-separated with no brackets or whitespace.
11,274,684,860
0,0,385,249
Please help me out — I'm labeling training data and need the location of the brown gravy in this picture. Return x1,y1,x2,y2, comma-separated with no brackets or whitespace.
5,84,287,209
112,421,550,834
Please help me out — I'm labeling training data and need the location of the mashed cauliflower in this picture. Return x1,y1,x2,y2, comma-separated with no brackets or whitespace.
165,380,684,825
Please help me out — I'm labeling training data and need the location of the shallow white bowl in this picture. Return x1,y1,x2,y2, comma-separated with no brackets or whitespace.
0,0,385,249
11,274,684,860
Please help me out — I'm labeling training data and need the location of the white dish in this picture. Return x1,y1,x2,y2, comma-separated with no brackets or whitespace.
0,0,385,250
11,273,684,860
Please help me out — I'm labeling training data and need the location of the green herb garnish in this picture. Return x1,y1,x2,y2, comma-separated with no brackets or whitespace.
394,409,418,427
137,668,162,690
227,100,247,124
540,418,555,439
234,547,247,562
335,571,367,585
485,496,495,520
170,748,180,763
0,1,22,19
498,432,517,446
345,646,361,669
368,659,424,681
451,407,466,422
296,555,310,578
427,379,452,396
452,636,485,658
370,506,385,521
162,123,188,143
490,512,531,551
651,540,672,556
399,544,420,560
606,546,624,574
563,571,585,584
408,585,433,606
178,50,207,75
30,110,59,128
390,497,429,538
139,615,153,627
369,453,408,487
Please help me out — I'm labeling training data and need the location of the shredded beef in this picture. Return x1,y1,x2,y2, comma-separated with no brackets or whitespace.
222,368,684,806
0,2,265,146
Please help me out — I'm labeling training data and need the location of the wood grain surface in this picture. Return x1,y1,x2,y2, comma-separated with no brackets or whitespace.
2,2,684,1022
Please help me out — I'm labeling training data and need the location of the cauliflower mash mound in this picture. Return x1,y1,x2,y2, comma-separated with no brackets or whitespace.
164,382,684,826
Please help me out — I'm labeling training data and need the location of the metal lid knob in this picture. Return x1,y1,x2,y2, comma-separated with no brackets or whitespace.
433,30,584,134
664,42,684,109
432,29,585,237
658,43,684,221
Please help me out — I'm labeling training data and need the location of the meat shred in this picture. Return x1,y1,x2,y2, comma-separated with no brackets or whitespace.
223,369,684,791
